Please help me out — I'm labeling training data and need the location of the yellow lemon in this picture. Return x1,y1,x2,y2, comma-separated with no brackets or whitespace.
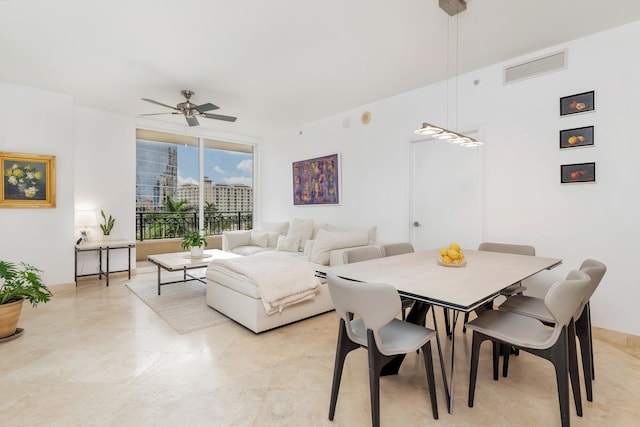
442,255,452,264
449,243,461,251
458,251,465,260
439,248,448,257
448,249,460,260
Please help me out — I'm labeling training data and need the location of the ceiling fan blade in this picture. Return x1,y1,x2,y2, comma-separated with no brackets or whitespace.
195,103,219,113
141,98,178,110
185,116,199,127
139,112,172,116
201,112,237,122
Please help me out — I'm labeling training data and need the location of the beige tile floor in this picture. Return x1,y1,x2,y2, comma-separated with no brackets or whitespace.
1,270,639,427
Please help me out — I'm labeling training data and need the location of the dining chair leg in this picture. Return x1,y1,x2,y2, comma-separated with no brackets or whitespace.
567,320,583,417
421,341,439,420
329,319,360,421
468,331,485,407
574,311,593,401
586,302,595,380
492,341,500,381
443,308,452,337
502,344,511,378
527,328,572,427
367,331,394,427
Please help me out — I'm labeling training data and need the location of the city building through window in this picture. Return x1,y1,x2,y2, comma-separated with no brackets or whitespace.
136,129,254,240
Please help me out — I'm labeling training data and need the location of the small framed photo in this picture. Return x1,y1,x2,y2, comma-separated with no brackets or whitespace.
561,162,596,184
560,91,595,116
560,126,594,149
80,230,89,243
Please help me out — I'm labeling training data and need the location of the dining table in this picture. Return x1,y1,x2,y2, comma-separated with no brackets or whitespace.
329,248,562,413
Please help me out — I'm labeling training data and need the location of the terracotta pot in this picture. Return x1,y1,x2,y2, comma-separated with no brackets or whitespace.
0,299,24,339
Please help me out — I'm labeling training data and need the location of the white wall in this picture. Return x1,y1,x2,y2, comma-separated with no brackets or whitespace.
74,107,136,274
0,83,75,285
260,21,640,335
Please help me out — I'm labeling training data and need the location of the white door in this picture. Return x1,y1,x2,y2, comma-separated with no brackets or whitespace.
409,137,484,251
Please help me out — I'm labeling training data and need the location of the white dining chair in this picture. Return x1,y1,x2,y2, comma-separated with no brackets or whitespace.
456,242,536,335
498,259,606,402
326,272,439,426
466,270,591,427
380,242,414,257
343,245,413,321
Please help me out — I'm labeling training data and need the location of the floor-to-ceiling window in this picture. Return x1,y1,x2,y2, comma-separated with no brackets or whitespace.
135,129,253,240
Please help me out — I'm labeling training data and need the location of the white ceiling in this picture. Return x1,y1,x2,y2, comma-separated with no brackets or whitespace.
2,0,640,138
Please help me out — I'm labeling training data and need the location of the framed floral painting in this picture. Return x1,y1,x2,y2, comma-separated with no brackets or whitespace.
1,152,56,208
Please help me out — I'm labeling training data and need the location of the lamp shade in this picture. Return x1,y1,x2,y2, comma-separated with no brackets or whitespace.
75,210,97,227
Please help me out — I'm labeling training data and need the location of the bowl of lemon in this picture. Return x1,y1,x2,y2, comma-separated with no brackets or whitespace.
438,243,467,267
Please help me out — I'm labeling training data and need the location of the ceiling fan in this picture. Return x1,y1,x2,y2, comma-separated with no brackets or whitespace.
140,90,237,127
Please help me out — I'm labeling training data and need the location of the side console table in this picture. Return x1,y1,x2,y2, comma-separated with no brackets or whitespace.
74,240,135,286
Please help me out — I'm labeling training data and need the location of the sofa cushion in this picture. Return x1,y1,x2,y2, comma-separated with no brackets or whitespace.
224,230,252,251
250,230,269,248
326,224,377,244
231,245,274,256
276,235,301,252
258,221,290,235
287,218,314,250
303,239,315,257
265,231,281,248
310,229,370,265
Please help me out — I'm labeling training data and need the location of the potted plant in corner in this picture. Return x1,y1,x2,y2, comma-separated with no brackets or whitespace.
0,261,53,339
100,209,115,240
181,230,208,258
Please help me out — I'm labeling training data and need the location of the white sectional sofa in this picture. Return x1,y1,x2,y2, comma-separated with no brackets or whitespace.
206,218,377,333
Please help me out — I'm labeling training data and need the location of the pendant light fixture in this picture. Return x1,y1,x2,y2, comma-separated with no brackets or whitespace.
415,1,483,148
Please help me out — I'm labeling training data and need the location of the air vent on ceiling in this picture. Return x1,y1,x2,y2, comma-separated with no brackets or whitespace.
504,50,567,84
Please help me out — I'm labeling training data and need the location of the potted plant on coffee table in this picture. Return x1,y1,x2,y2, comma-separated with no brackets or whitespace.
181,230,208,258
0,261,53,340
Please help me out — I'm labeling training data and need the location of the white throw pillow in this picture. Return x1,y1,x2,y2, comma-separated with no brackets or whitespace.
224,230,251,250
276,235,301,252
304,239,315,257
258,221,290,235
250,230,269,248
310,229,370,265
287,218,314,251
265,231,281,248
326,224,377,244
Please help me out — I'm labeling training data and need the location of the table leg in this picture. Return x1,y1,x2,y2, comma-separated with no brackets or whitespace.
445,308,461,413
157,264,162,295
430,308,451,411
127,246,132,280
106,247,110,287
98,247,103,280
74,248,78,286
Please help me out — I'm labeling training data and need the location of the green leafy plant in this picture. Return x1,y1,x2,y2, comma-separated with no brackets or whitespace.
0,261,53,307
181,230,208,250
100,210,115,236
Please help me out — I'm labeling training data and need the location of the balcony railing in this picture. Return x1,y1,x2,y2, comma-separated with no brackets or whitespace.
136,211,253,241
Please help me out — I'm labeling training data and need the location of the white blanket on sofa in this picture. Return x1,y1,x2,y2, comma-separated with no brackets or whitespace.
208,252,321,315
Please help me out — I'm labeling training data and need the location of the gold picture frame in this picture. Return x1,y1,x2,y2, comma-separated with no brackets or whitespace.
1,151,56,208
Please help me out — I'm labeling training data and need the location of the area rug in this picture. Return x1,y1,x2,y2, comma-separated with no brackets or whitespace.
126,270,229,334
